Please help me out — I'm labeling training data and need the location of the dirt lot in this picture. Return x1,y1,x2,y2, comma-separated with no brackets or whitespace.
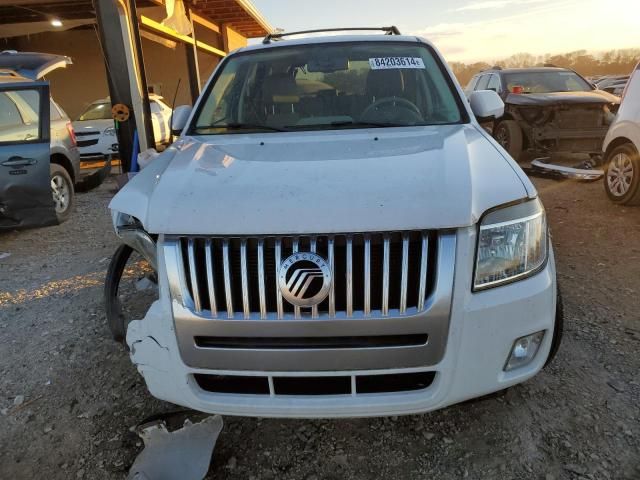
0,176,639,480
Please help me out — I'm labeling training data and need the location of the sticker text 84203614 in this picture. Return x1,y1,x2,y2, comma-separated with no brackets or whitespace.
369,57,426,70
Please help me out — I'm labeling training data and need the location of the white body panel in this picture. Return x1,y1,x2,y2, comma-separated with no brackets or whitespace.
126,229,556,418
110,34,556,417
603,65,640,153
110,124,530,235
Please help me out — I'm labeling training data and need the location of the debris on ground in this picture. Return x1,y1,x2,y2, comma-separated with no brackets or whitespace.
524,158,604,181
127,415,223,480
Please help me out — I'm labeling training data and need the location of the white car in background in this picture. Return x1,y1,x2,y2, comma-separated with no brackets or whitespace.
73,94,172,160
603,62,640,204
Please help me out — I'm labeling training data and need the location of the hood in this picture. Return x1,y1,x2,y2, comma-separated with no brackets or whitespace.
110,125,530,235
506,90,620,106
0,51,72,79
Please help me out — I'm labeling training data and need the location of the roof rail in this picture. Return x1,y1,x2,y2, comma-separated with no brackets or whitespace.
262,26,401,44
543,63,558,68
490,65,502,70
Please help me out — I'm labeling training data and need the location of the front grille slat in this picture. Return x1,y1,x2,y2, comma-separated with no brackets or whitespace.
328,236,336,318
205,239,218,318
418,232,429,311
364,235,371,316
400,234,409,314
274,239,284,319
222,239,234,319
382,235,390,316
173,231,436,320
187,239,202,313
309,236,319,319
346,236,353,317
240,239,250,319
257,238,267,320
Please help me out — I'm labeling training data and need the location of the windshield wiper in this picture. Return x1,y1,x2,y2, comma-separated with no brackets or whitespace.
328,120,419,128
199,122,288,132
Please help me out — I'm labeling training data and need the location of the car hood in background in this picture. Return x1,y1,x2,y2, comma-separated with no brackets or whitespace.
0,51,72,79
506,90,620,106
111,125,530,235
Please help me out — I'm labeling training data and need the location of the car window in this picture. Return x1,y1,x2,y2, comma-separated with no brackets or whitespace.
0,89,40,143
504,71,592,93
487,74,501,92
78,102,112,121
50,99,62,120
475,74,490,91
192,41,465,134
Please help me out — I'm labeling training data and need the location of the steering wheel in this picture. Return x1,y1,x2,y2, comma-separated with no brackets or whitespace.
361,96,423,123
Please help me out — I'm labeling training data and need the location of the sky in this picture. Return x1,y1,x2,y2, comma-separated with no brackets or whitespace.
251,0,640,63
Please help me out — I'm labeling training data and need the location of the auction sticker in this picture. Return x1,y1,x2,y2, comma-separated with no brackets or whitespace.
369,57,425,69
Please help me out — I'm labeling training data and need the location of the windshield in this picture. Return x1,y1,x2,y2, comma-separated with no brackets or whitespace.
192,41,464,134
78,102,111,121
504,71,592,94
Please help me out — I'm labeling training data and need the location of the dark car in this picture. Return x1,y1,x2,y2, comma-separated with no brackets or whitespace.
0,51,80,230
465,67,620,161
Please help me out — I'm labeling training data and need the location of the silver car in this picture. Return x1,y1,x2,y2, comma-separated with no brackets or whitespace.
0,51,80,229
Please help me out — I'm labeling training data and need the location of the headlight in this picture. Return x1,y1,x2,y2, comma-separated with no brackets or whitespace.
115,213,157,271
104,126,116,136
474,199,548,290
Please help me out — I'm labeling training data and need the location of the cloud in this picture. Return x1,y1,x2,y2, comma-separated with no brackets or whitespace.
411,0,640,62
455,0,547,11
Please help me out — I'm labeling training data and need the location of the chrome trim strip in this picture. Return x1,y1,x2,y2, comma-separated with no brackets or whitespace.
399,234,409,314
292,237,300,318
222,239,234,319
346,235,353,317
275,239,283,320
257,238,267,320
417,233,429,311
382,235,390,316
310,236,318,319
364,234,371,316
205,239,217,318
240,239,250,319
187,238,202,313
328,236,335,318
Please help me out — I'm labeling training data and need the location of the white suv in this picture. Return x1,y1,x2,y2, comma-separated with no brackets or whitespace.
603,62,640,204
109,28,562,418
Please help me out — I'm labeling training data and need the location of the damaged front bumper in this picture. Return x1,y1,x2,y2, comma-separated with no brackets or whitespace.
526,158,604,181
126,228,557,418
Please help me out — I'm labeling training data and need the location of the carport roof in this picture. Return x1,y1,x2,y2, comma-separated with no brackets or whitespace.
0,0,272,38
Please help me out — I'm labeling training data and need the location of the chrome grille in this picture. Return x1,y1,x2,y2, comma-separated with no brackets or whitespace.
167,231,436,320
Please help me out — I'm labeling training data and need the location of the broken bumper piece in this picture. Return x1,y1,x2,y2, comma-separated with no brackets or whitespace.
526,158,604,181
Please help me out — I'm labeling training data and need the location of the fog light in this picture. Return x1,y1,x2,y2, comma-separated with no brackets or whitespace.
504,331,545,371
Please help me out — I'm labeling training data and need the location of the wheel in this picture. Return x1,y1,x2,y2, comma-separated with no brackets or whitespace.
604,143,640,205
50,163,74,223
104,244,158,344
494,120,523,161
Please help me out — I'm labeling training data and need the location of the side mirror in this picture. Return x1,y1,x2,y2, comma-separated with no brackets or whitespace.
469,90,504,120
171,105,192,135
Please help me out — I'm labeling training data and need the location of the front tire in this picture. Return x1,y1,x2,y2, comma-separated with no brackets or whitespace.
604,143,640,205
494,120,523,161
50,163,74,223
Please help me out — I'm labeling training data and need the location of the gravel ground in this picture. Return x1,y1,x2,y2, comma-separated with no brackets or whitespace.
0,176,639,480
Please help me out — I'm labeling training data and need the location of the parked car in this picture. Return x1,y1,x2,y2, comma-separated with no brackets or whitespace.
73,94,172,160
603,62,640,204
0,51,79,229
107,28,562,418
601,80,627,97
465,67,620,161
595,75,629,90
